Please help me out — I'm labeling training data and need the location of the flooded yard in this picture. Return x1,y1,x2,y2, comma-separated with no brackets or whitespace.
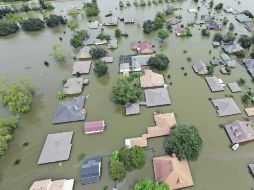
0,0,254,189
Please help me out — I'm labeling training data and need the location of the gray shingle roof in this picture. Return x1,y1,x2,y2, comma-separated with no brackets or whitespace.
144,88,171,107
220,53,231,62
224,120,254,144
81,157,102,185
205,76,224,92
227,82,242,93
125,102,140,116
38,131,73,165
193,60,208,74
243,59,254,79
212,98,241,117
249,164,254,176
52,96,86,124
221,43,243,54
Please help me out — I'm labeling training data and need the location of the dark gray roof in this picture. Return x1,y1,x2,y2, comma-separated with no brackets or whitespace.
243,59,254,79
38,131,73,164
224,120,254,144
144,88,171,107
249,164,254,176
53,96,86,124
193,60,208,74
81,157,102,185
119,55,134,64
205,76,224,92
125,102,140,116
210,58,220,66
212,98,241,117
227,82,242,93
221,42,243,54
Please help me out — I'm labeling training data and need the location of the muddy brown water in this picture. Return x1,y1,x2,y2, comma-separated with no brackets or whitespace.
0,0,254,189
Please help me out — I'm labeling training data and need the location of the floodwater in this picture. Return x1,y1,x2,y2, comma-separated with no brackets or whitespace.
0,0,254,189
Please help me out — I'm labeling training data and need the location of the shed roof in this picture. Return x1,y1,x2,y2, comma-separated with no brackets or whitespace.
153,155,194,190
224,120,254,144
84,120,105,134
167,17,181,25
210,58,220,66
52,96,86,124
63,78,86,95
212,98,241,117
140,70,164,88
125,102,140,116
81,157,102,185
193,60,208,74
144,88,171,107
227,82,242,93
38,131,73,164
119,63,131,72
72,61,91,75
205,76,224,92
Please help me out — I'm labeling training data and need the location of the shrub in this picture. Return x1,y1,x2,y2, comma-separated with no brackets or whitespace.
45,14,66,27
0,21,19,36
109,160,126,181
21,18,45,31
94,60,108,77
90,47,108,59
70,30,89,48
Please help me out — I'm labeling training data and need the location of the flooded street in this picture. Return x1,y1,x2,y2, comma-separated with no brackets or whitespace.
0,0,254,189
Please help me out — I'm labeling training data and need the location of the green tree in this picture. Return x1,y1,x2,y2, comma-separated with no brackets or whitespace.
164,125,202,160
21,18,45,32
214,3,223,10
201,29,210,37
222,32,235,43
90,47,108,59
115,28,122,38
5,13,24,23
238,35,253,48
1,78,36,114
96,28,111,41
222,17,228,25
67,8,80,17
84,1,100,17
67,19,79,31
147,54,169,70
112,76,142,105
213,33,223,42
45,14,66,27
50,44,67,62
94,60,108,77
70,30,89,48
157,29,169,42
237,78,246,86
242,90,254,104
135,179,169,190
229,23,235,31
0,21,19,36
109,160,126,181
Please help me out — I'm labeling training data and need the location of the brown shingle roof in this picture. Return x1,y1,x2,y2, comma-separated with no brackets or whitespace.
153,155,194,190
140,70,165,88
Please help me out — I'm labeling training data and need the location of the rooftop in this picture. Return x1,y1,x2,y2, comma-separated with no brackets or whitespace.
38,131,73,165
249,164,254,176
144,88,171,107
243,59,254,79
224,120,254,144
193,60,208,75
52,96,86,124
84,120,105,134
212,98,241,117
29,179,75,190
205,76,224,92
63,78,86,95
131,41,155,54
221,42,243,54
77,46,91,60
220,53,231,62
245,107,254,117
227,82,242,93
140,70,165,88
81,157,102,185
125,102,140,116
72,61,91,75
153,155,194,190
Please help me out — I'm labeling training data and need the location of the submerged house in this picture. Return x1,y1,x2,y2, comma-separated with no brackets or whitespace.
144,88,171,107
140,70,165,88
81,157,102,185
205,76,224,92
72,61,91,75
84,120,105,134
235,14,252,23
125,102,140,116
84,38,107,46
63,78,88,95
38,131,73,165
201,14,214,22
103,16,118,26
221,42,243,54
131,41,155,54
29,179,75,190
224,120,254,144
167,17,181,25
193,60,208,75
249,164,254,177
227,82,242,93
131,54,153,71
245,22,254,32
107,39,118,49
220,53,231,62
88,20,99,29
77,46,92,60
52,96,86,124
211,98,241,117
153,155,194,190
243,59,254,79
223,6,239,14
208,21,221,30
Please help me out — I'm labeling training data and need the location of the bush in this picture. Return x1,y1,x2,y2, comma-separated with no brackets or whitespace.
90,47,108,59
238,35,253,49
134,179,169,190
70,30,89,48
213,33,223,42
21,18,45,31
157,29,169,42
147,54,169,70
96,29,111,41
45,14,66,27
112,76,142,105
0,21,19,36
109,160,126,181
234,50,245,58
214,3,223,10
115,28,122,38
222,32,235,43
50,44,67,62
67,20,79,31
94,60,108,77
201,29,210,37
164,125,202,160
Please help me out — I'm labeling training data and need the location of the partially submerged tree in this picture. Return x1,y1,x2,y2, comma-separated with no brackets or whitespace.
112,76,142,105
44,14,66,28
21,18,45,31
67,19,79,31
134,179,169,190
164,125,202,160
0,21,19,36
84,0,100,17
94,60,108,77
238,35,253,49
147,54,170,70
70,30,89,48
115,28,122,38
157,29,169,42
90,47,108,59
109,159,126,182
242,90,254,104
50,44,67,62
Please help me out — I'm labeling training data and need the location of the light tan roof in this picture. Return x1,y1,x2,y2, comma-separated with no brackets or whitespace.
49,180,65,190
147,126,169,138
130,137,147,147
154,113,177,129
140,70,165,88
153,155,194,190
245,107,254,116
29,179,52,190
